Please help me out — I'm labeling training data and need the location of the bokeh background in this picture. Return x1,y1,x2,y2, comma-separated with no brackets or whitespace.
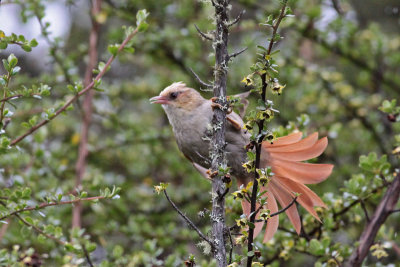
0,0,399,266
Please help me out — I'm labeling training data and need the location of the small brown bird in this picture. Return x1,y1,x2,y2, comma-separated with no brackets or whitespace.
150,82,333,242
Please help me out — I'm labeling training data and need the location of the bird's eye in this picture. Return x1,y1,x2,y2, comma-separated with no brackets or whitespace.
170,92,179,99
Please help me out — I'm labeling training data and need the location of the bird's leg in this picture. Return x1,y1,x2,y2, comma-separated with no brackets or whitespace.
211,96,233,114
211,96,224,111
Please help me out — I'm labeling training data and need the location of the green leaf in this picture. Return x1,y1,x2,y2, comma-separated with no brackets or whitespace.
108,44,119,56
21,44,32,52
136,9,149,26
309,239,324,256
7,53,18,68
30,39,38,47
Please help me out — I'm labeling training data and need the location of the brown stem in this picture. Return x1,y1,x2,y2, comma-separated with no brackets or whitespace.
72,0,102,230
163,190,213,246
210,1,230,266
345,172,400,267
10,18,139,147
0,196,105,221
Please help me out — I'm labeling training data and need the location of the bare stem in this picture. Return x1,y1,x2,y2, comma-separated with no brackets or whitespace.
163,190,213,247
72,0,102,230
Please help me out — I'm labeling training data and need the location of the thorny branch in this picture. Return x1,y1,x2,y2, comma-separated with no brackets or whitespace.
163,190,213,247
194,24,213,41
210,0,230,265
189,68,213,89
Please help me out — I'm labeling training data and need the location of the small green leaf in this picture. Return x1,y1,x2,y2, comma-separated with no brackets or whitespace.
7,53,18,68
21,45,32,52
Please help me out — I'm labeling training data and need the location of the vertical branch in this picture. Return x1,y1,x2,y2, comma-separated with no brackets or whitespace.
211,0,230,266
247,1,287,266
72,0,102,229
345,172,400,267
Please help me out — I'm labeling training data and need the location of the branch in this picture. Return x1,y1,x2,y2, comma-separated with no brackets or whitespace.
331,0,344,15
255,196,298,222
0,94,41,103
194,24,213,41
345,172,400,267
228,10,245,27
189,68,213,89
0,196,105,221
228,47,247,60
210,1,230,265
333,184,386,219
72,0,102,230
15,213,65,245
163,190,213,247
0,200,66,245
83,244,94,267
10,26,140,147
247,1,288,266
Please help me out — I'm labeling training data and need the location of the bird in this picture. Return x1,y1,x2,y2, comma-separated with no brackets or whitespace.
150,82,333,242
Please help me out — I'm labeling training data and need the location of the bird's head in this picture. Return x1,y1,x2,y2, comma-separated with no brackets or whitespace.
150,82,205,111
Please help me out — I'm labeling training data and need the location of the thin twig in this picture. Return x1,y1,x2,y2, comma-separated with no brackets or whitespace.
227,227,234,264
228,10,245,27
359,200,370,222
228,47,248,60
0,196,105,221
0,93,43,103
270,197,297,217
15,213,65,245
163,190,213,247
10,26,140,146
333,184,386,219
194,24,213,41
82,244,94,267
189,68,213,88
218,187,230,201
255,197,298,222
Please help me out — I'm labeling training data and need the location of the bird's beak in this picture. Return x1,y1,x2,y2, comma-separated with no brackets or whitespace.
150,95,169,104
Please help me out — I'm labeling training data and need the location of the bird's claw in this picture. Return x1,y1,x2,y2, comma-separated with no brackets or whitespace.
206,169,218,179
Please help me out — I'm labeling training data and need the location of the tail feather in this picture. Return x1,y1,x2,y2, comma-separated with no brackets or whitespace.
241,200,264,237
269,181,301,234
269,137,328,161
272,161,333,184
264,132,319,152
240,132,333,243
267,131,303,146
263,191,279,242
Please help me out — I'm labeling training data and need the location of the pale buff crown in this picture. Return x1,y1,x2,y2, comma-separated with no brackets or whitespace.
160,82,205,111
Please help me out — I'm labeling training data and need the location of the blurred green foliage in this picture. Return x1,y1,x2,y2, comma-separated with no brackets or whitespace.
0,0,399,266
